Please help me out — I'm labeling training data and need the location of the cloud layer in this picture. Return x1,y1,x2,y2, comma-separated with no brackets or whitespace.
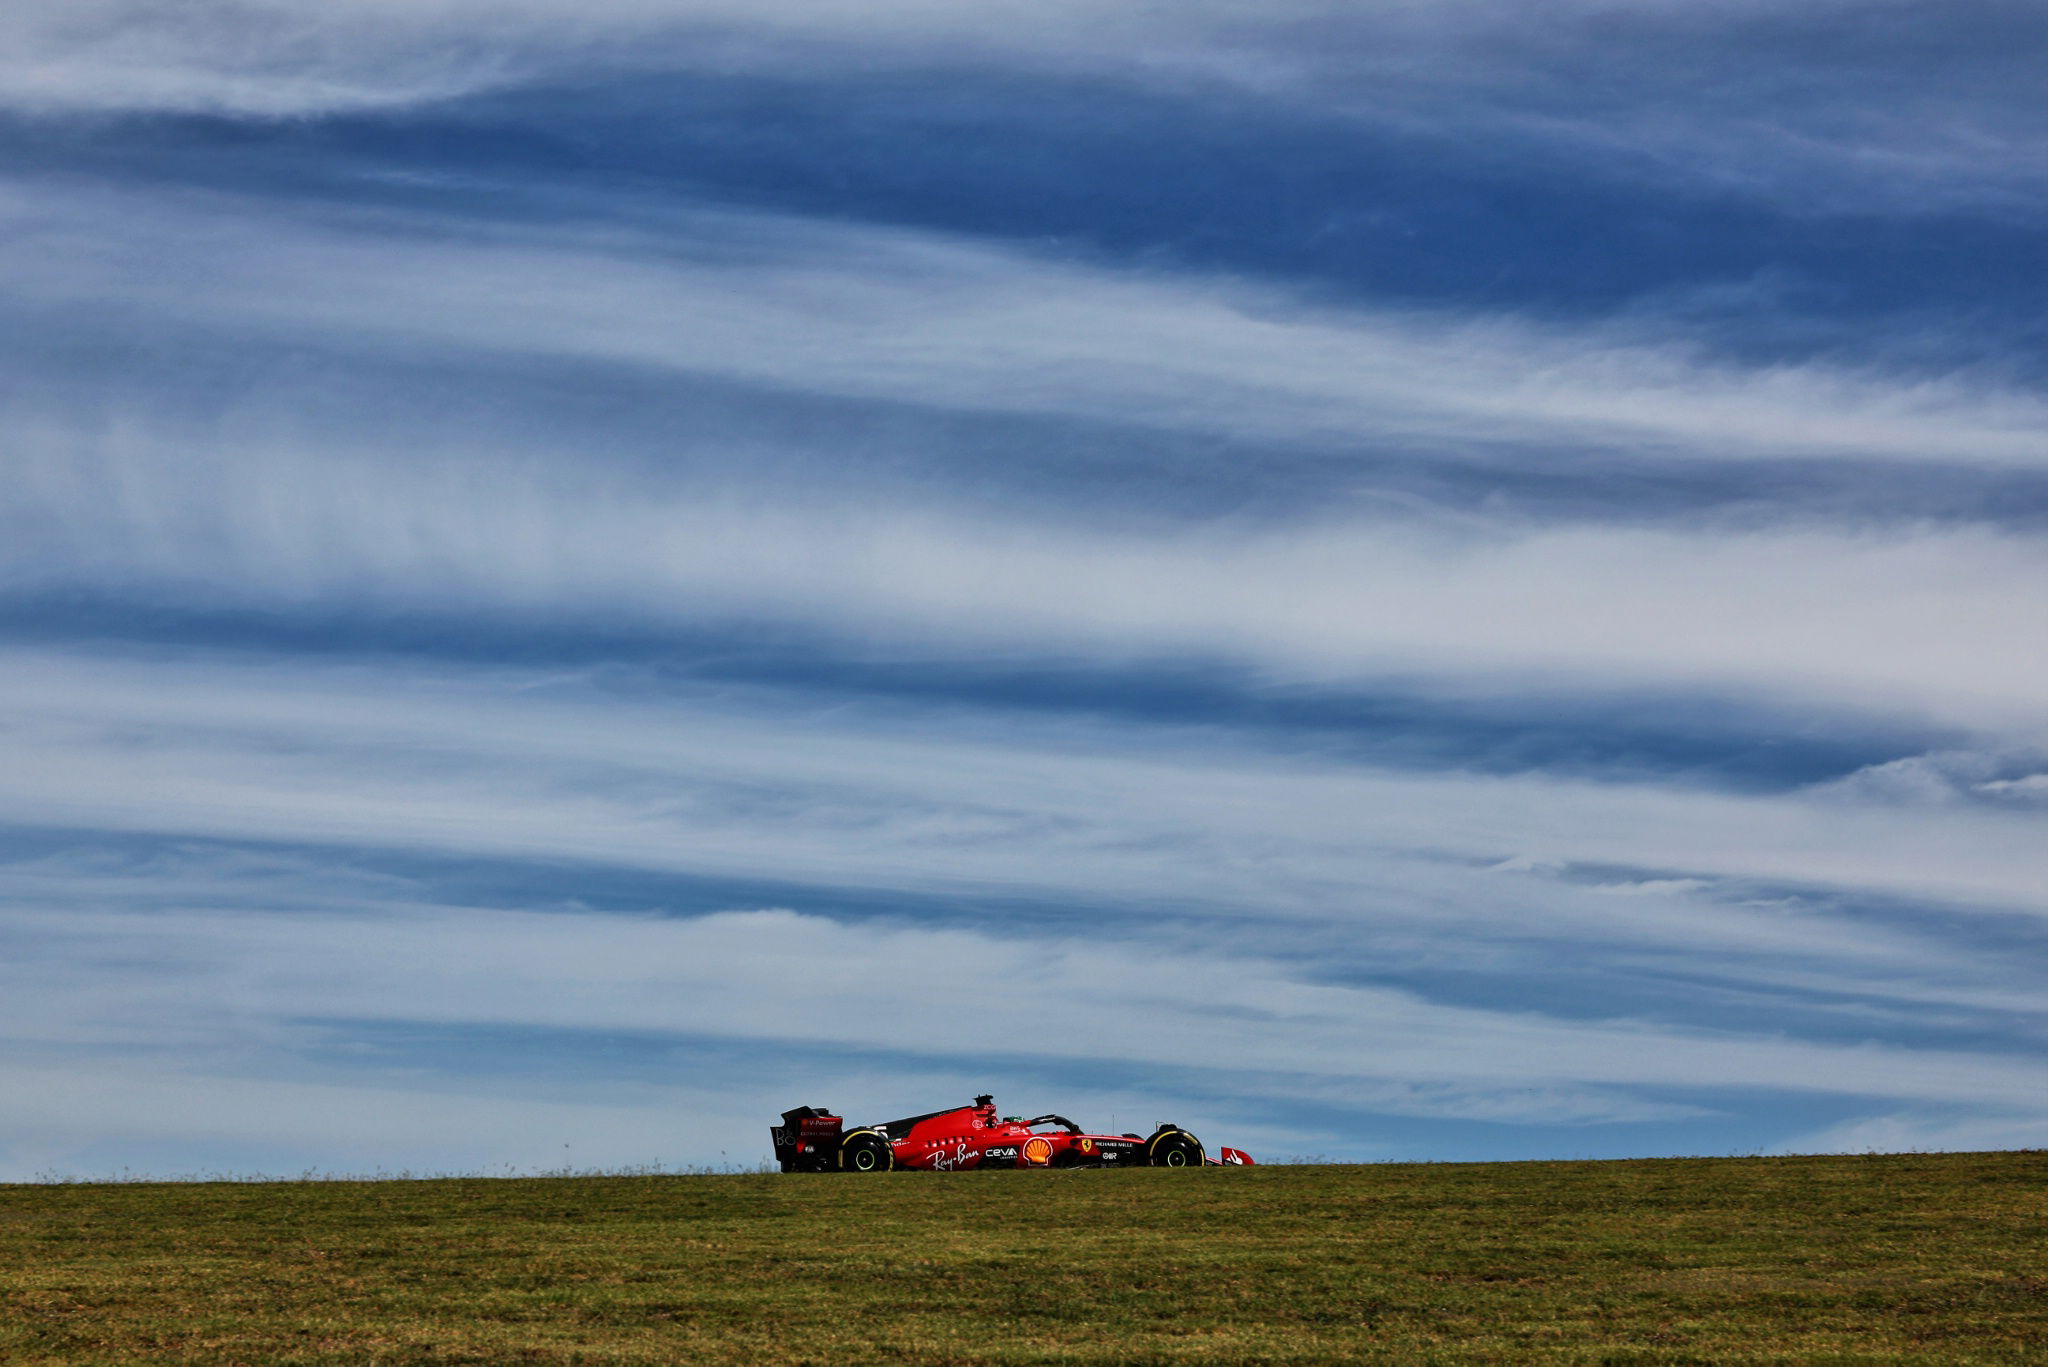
12,2,2048,213
9,181,2048,466
4,0,2046,1177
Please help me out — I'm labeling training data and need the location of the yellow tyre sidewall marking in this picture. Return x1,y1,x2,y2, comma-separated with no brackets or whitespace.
1149,1130,1199,1166
841,1130,893,1171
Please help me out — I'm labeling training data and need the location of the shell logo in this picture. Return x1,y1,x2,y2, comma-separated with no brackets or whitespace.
1022,1136,1054,1166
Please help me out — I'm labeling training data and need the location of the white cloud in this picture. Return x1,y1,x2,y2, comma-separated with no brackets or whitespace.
8,419,2048,736
1586,878,1713,897
1979,774,2048,801
3,647,2043,1173
6,181,2048,739
1809,753,1998,807
0,1,1820,117
1811,751,2048,808
1773,1110,2048,1156
3,646,2046,975
0,0,1217,113
3,894,2043,1155
8,180,2047,470
11,4,2047,1182
6,2,2042,211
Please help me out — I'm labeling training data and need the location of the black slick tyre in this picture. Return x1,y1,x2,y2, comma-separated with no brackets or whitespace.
1146,1128,1203,1167
838,1130,895,1173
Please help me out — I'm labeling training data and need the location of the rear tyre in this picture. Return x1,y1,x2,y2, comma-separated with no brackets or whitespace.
1146,1129,1204,1168
838,1130,895,1173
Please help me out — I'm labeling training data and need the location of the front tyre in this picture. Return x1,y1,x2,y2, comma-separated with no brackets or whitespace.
1146,1129,1204,1168
838,1130,895,1173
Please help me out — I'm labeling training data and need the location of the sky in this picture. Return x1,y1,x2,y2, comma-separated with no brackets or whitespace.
3,1,2047,1180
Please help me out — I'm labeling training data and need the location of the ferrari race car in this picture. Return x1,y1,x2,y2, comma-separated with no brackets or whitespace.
771,1094,1253,1172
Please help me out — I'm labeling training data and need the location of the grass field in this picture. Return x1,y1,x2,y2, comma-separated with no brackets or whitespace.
3,1151,2044,1364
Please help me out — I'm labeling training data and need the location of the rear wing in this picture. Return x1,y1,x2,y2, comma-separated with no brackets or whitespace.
770,1106,844,1172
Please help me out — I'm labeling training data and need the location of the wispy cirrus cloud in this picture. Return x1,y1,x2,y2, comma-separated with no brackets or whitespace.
6,177,2048,740
8,169,2046,776
5,646,2047,963
9,2,2048,212
3,825,2045,1182
9,426,2048,734
7,179,2045,469
7,0,2047,1179
7,896,2042,1112
1773,1110,2048,1157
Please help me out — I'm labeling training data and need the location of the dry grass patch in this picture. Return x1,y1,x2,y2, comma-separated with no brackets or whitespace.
2,1152,2044,1363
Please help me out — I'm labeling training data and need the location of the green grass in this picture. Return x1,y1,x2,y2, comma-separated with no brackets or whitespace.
3,1151,2045,1364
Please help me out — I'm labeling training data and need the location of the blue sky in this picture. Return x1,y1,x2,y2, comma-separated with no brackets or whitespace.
4,1,2048,1178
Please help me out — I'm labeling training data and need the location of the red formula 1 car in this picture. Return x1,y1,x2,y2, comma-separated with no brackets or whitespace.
771,1094,1253,1172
